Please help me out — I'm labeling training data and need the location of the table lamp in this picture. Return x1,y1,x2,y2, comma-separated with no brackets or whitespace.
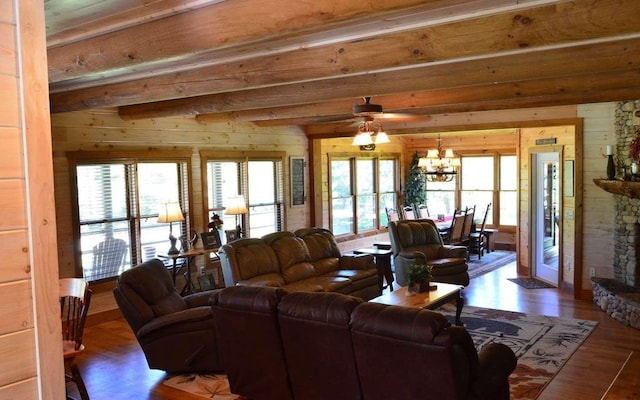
225,195,248,238
157,201,185,254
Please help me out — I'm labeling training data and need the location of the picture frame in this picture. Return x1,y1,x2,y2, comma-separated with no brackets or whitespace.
290,156,305,207
225,229,238,243
200,231,221,250
198,273,216,291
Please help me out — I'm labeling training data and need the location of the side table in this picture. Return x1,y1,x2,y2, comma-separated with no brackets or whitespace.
354,247,394,292
158,248,213,296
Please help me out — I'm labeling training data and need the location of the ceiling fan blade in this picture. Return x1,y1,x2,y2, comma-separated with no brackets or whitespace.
373,113,430,122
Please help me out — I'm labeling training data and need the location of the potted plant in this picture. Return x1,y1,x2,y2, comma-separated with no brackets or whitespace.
406,264,433,294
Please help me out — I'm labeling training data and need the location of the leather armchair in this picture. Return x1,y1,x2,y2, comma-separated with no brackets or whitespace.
113,259,223,373
388,219,469,286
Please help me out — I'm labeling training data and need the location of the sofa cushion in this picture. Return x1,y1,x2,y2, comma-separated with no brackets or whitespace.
263,232,316,283
323,269,379,291
237,273,285,287
233,240,281,280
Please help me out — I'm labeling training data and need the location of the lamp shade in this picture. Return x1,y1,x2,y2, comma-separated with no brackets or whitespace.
157,202,185,223
226,195,248,215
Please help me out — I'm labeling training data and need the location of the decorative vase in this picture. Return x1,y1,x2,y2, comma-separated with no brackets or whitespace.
606,155,615,180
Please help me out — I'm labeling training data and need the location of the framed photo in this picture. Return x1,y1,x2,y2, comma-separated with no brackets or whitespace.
198,273,216,291
200,231,221,250
290,156,305,207
225,229,238,243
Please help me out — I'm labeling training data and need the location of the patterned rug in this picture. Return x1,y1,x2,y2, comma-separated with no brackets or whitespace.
508,277,557,289
439,304,598,399
468,250,516,279
162,304,597,400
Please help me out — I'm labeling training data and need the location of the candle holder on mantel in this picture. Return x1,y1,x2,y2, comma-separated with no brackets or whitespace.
606,145,615,180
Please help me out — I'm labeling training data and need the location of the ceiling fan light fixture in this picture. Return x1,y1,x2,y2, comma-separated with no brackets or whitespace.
374,129,390,144
352,130,373,146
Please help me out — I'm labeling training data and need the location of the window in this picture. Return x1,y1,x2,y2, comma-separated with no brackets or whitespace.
71,156,190,282
461,156,494,224
330,156,399,235
425,178,457,217
203,154,284,240
425,153,517,227
499,155,517,225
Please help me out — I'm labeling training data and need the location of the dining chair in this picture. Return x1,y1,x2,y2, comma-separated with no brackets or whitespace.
416,203,430,219
444,209,467,245
60,278,92,400
385,207,400,224
467,203,491,259
401,205,417,220
461,205,476,244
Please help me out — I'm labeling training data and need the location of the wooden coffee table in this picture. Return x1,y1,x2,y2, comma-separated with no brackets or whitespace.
369,282,464,326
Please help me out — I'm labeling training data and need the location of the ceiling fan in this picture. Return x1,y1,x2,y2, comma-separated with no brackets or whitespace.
350,96,429,150
351,96,428,123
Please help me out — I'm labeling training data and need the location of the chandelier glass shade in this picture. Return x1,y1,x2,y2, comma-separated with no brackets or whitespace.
418,136,461,182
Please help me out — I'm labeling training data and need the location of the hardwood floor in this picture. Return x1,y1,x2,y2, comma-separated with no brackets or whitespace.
69,261,640,399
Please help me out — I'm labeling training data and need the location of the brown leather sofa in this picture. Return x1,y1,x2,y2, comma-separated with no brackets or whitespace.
113,259,224,373
388,219,470,287
213,286,517,400
219,228,380,300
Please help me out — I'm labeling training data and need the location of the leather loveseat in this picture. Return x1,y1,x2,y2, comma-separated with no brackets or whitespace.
219,228,381,301
213,285,518,400
388,219,470,287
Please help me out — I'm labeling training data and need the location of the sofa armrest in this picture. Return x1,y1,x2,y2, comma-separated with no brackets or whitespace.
339,253,375,270
137,306,213,339
438,245,468,259
471,343,518,400
183,289,223,308
396,250,428,265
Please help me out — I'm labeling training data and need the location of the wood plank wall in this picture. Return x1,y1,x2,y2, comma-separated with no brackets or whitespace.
0,0,64,399
50,108,310,315
579,103,616,298
51,103,619,315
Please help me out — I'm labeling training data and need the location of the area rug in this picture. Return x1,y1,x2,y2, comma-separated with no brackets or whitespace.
438,304,598,399
468,250,516,279
163,373,237,399
163,304,597,400
508,277,556,289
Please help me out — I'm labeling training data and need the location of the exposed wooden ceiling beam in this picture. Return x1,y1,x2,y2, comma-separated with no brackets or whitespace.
116,36,640,120
49,0,632,113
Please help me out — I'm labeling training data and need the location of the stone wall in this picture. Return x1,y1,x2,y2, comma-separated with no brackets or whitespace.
592,278,640,329
613,101,640,287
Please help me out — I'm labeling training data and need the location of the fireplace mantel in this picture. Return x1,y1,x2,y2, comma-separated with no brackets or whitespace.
593,179,640,199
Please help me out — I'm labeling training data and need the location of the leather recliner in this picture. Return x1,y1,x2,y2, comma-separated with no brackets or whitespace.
213,286,517,400
113,259,223,373
388,219,470,286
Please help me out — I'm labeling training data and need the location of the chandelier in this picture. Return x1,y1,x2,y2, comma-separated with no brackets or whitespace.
352,119,390,148
418,135,461,182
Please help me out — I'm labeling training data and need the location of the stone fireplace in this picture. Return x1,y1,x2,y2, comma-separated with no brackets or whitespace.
591,100,640,329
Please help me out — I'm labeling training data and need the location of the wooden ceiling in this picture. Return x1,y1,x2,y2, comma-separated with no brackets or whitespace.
46,0,640,138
